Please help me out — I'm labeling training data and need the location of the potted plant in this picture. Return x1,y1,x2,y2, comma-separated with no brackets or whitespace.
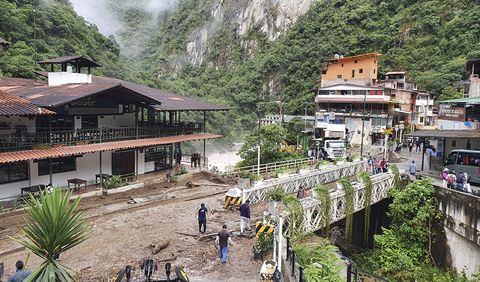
266,187,285,215
334,157,345,165
274,167,289,178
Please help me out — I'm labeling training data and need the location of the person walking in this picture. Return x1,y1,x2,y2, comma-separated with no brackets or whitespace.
409,161,417,176
8,260,32,282
239,200,251,233
415,139,421,153
215,224,233,264
197,203,208,233
408,142,413,153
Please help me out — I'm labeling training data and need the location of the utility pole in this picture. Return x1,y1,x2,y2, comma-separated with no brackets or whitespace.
360,90,367,157
256,106,262,176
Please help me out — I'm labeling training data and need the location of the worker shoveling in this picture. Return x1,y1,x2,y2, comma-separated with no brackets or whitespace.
112,258,189,282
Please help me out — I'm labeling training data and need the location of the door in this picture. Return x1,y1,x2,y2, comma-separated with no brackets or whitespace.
112,150,135,176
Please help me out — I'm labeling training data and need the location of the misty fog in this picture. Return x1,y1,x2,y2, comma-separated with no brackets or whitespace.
70,0,177,36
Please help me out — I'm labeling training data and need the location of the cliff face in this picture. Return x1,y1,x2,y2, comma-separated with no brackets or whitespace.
184,0,315,67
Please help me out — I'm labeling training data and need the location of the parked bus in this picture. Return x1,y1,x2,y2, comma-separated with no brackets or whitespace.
444,149,480,185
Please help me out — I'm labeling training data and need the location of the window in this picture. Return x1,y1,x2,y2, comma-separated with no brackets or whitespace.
445,152,457,165
359,68,363,74
0,162,28,184
354,60,358,63
81,116,98,129
373,69,376,73
38,157,77,176
452,140,456,147
337,74,343,79
341,64,344,67
352,69,355,78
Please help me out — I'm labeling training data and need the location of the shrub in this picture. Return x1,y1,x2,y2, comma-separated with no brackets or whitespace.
104,175,122,189
266,187,286,201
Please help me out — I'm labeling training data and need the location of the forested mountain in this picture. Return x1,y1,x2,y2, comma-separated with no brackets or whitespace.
119,0,480,139
0,0,122,78
1,0,479,140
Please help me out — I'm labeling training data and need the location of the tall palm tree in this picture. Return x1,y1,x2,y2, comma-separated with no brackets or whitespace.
14,189,89,282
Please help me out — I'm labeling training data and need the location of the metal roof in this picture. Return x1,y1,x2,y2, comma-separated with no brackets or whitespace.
327,52,382,62
0,89,55,116
405,130,480,139
0,133,221,164
440,96,480,104
315,94,390,104
4,76,229,111
38,55,101,68
318,83,384,91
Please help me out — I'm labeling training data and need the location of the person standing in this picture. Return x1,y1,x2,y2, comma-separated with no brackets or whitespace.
8,260,32,282
215,224,233,264
415,139,421,153
380,158,387,173
408,142,413,153
447,170,457,189
197,203,208,233
409,161,417,176
239,200,251,233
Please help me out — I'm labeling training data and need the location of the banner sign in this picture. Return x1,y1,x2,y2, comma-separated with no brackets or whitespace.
439,105,465,121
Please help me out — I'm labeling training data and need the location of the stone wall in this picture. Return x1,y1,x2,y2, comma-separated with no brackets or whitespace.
436,187,480,277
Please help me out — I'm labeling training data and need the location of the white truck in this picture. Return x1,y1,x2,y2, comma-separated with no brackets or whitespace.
317,139,347,160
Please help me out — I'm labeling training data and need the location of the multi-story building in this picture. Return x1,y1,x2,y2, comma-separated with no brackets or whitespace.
452,59,480,98
320,53,381,87
260,115,315,126
0,55,227,200
315,83,393,145
378,71,435,127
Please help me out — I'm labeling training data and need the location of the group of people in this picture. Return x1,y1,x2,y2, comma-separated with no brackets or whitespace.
367,156,389,175
197,200,252,264
190,153,201,168
407,138,423,153
441,168,471,193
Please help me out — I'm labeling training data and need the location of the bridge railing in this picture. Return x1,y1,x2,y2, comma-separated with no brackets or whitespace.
283,172,394,236
223,157,316,176
242,160,366,204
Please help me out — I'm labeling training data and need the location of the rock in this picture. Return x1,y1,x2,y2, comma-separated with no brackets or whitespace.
151,239,170,254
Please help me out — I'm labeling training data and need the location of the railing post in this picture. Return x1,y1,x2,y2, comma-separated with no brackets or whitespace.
299,266,304,282
347,262,352,282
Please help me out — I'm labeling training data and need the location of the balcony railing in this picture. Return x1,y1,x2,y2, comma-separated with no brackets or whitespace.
0,122,203,152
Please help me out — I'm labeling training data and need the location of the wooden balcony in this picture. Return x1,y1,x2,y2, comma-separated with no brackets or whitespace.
0,122,203,152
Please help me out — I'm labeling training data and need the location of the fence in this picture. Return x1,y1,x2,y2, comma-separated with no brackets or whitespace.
223,157,316,176
285,237,307,282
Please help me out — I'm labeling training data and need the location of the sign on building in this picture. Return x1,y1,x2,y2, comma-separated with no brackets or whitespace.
439,105,465,121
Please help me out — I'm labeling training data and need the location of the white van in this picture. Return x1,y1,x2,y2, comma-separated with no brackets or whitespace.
444,149,480,185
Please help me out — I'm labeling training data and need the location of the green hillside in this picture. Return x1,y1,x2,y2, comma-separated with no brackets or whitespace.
143,0,480,139
0,0,122,78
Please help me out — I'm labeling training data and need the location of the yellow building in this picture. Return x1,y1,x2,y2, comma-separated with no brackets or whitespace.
321,52,382,87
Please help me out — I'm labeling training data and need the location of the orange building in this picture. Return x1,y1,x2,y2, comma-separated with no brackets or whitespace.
321,52,382,87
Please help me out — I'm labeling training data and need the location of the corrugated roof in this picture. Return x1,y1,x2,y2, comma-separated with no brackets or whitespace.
0,89,55,116
0,133,221,164
440,96,480,104
38,55,101,68
405,130,480,139
327,52,382,62
4,76,229,111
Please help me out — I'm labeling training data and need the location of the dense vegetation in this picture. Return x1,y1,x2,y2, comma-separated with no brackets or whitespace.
0,0,122,78
355,178,478,281
144,0,480,139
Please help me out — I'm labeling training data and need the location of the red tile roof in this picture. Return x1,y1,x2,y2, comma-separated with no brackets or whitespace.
0,89,55,116
0,133,221,164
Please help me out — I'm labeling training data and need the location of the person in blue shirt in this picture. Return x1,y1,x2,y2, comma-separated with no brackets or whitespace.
8,261,31,282
409,161,417,176
197,203,208,233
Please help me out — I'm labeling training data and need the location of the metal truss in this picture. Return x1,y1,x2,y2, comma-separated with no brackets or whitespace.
243,161,366,204
284,172,394,236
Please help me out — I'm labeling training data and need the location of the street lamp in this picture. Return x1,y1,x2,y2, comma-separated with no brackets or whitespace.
256,108,262,176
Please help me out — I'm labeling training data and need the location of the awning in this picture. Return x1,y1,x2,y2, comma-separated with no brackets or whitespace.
0,134,221,164
440,96,480,104
405,130,480,139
